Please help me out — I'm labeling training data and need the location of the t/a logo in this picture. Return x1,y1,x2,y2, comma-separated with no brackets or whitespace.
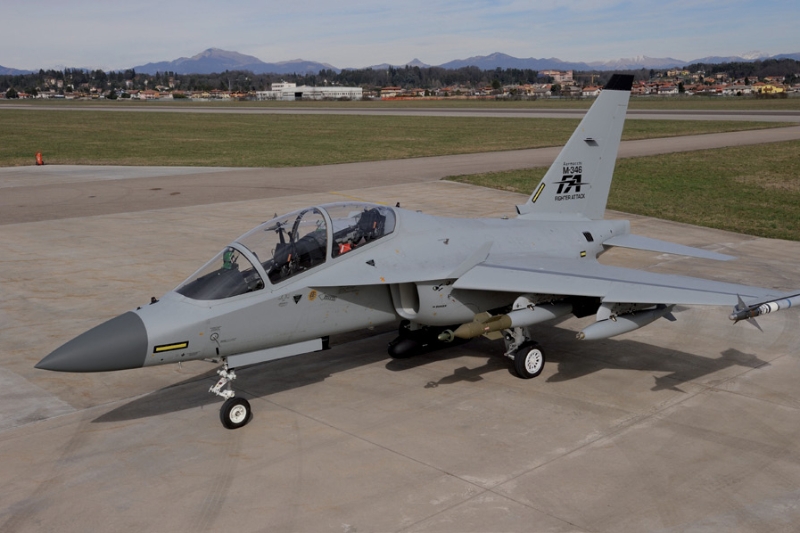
556,174,583,194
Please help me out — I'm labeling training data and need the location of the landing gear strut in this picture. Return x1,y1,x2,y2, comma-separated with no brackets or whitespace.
504,326,546,379
210,360,252,429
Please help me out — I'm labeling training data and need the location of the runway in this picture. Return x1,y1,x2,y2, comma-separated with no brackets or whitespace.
2,159,800,530
3,102,800,122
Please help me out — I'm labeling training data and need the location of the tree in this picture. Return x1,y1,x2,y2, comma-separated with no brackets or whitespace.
551,84,561,96
5,87,18,98
678,82,685,94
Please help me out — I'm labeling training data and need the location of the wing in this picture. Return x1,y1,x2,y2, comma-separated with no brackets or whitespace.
452,254,790,307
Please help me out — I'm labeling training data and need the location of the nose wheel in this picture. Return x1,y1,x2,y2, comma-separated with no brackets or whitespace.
220,397,252,429
210,361,252,429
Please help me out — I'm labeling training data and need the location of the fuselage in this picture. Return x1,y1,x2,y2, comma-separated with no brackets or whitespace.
36,202,630,373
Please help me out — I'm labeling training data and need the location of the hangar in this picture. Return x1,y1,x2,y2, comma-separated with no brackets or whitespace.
256,81,363,101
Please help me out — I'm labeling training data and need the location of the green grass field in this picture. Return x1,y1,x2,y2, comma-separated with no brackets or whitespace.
448,140,800,241
2,106,797,240
0,109,785,167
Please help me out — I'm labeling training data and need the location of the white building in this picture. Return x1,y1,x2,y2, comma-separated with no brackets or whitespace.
256,82,362,101
541,70,574,84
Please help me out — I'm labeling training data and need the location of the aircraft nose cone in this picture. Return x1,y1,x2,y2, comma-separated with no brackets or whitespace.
36,312,148,372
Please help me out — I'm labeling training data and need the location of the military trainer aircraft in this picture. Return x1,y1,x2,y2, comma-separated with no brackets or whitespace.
37,74,800,429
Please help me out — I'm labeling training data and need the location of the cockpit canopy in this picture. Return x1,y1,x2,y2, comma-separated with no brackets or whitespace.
176,203,396,300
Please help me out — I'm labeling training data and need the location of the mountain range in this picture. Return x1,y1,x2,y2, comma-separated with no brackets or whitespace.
3,48,799,76
0,65,35,75
125,49,800,74
131,48,339,76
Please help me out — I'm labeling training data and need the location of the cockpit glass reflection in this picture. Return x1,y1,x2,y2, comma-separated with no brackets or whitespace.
238,208,328,284
324,204,396,257
177,203,395,299
176,247,265,300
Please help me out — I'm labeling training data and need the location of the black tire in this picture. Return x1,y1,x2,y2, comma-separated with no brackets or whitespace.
513,342,545,379
220,397,251,429
388,337,420,358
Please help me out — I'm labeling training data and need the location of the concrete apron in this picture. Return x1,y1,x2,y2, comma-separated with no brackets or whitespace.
2,181,800,533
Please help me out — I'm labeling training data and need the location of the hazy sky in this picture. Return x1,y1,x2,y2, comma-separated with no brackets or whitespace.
3,0,798,70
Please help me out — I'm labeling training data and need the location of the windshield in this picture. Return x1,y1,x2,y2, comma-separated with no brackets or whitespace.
238,208,328,284
176,246,265,300
177,204,394,298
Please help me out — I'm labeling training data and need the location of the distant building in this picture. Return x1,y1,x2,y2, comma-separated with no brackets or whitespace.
541,70,574,84
752,82,785,94
533,85,551,98
379,86,403,98
667,69,690,77
581,86,601,97
722,84,753,96
256,82,362,101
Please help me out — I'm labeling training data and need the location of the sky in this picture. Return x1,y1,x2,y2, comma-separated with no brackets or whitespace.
2,0,798,71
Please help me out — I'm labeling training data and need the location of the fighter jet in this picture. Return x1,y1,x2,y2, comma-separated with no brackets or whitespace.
36,74,800,429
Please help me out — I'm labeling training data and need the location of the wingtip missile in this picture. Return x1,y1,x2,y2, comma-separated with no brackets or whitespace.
729,294,800,324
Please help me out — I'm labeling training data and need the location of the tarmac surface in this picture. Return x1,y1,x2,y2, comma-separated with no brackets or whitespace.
2,151,800,531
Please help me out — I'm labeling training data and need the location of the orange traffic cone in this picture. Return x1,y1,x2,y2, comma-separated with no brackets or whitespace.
35,152,44,166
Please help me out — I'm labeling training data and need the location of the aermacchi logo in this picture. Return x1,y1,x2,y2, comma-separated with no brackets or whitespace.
554,162,587,201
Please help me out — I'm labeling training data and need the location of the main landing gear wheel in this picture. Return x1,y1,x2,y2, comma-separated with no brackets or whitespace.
514,342,545,379
220,397,251,429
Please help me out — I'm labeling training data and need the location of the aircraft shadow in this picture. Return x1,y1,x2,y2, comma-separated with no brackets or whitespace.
93,332,395,424
94,325,769,423
399,326,769,393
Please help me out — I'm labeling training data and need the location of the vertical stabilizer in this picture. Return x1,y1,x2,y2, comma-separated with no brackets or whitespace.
516,74,633,220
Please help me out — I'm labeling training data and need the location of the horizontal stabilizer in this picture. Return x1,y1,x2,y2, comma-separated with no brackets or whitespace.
603,234,734,261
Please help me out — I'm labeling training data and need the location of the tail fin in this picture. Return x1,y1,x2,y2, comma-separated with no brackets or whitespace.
516,74,633,220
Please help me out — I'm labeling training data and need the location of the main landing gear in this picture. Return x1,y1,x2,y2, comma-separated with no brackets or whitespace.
388,320,546,379
503,326,546,379
210,361,252,429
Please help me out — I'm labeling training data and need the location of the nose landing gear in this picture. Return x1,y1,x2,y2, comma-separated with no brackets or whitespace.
220,396,251,429
210,361,252,429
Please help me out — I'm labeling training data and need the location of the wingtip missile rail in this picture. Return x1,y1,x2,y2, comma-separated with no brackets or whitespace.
729,294,800,323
